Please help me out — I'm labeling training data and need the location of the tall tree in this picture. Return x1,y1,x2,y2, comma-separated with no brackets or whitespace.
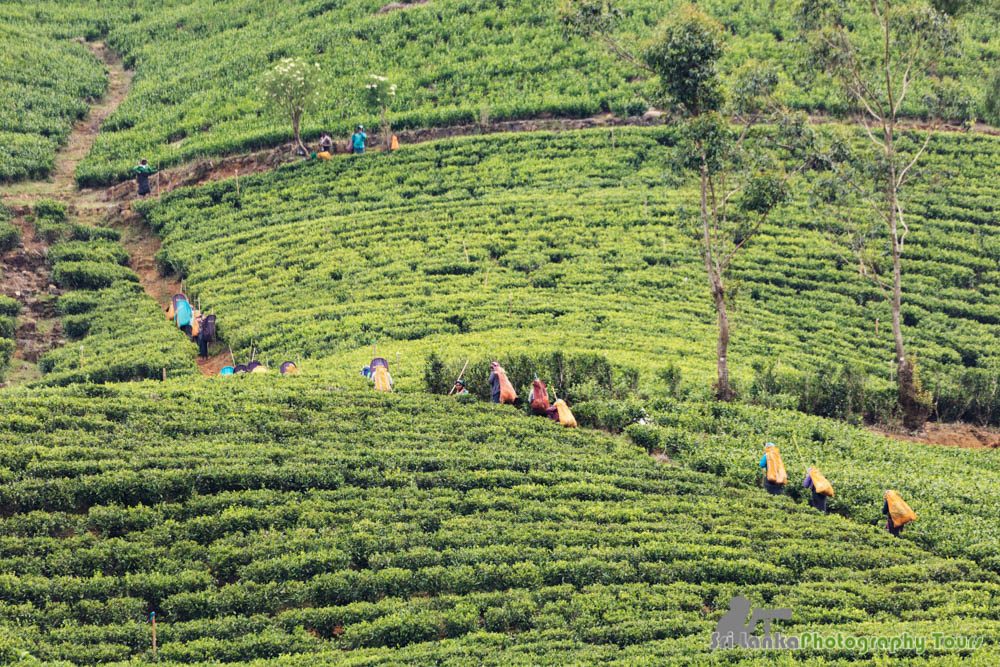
560,2,813,400
260,57,323,156
797,0,959,429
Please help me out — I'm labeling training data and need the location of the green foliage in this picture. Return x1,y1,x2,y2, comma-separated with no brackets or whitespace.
0,382,999,662
14,0,984,186
0,295,22,318
424,351,639,404
985,69,1000,125
0,22,106,182
33,198,66,222
50,261,138,291
139,127,1000,424
259,57,323,151
646,399,1000,569
56,292,99,316
0,220,20,253
642,5,726,115
38,282,197,385
47,241,129,267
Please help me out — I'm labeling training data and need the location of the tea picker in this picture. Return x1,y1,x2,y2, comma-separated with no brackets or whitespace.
448,359,470,396
759,442,787,495
133,158,157,197
793,437,834,513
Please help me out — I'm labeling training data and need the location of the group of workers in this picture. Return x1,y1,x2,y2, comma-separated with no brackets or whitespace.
133,126,400,198
165,293,215,359
758,442,918,537
314,127,398,160
162,303,921,537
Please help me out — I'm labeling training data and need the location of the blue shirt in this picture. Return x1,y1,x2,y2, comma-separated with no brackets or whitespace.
760,455,767,468
352,132,367,149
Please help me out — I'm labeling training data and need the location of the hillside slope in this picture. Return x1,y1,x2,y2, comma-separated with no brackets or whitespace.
1,381,998,664
4,0,1000,185
141,127,1000,422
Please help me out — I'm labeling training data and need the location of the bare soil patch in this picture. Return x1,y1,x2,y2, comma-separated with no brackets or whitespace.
870,422,1000,449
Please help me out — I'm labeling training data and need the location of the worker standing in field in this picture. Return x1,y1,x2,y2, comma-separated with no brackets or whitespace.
759,443,787,496
351,125,367,154
452,379,469,395
133,158,157,197
802,466,833,513
174,298,193,337
319,131,333,153
883,490,917,538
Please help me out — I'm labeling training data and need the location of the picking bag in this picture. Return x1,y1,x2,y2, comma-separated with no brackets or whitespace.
554,399,577,428
765,447,788,485
531,380,550,413
496,367,517,404
373,365,392,392
808,466,834,497
885,490,917,527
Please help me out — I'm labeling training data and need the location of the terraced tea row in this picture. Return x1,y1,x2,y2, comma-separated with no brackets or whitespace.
4,0,1000,185
1,382,997,663
141,127,1000,423
0,23,106,181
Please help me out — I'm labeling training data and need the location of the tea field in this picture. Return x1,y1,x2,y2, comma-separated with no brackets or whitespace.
0,23,107,181
139,127,1000,423
3,0,1000,184
0,380,998,664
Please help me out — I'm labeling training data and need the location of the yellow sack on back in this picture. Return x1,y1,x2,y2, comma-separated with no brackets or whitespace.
554,399,577,428
166,302,175,321
373,365,392,393
765,447,787,485
808,466,834,497
190,311,201,338
885,490,917,527
250,365,268,373
317,151,332,161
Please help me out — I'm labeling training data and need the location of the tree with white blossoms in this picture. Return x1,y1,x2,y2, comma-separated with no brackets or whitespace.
260,57,322,155
365,74,396,150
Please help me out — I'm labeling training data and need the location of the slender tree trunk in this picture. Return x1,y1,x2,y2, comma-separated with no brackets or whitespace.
714,286,732,401
886,123,926,429
292,113,307,155
381,105,391,151
698,154,733,401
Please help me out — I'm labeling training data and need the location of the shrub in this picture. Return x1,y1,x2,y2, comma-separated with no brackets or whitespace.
0,295,20,318
0,221,20,253
51,261,139,290
34,198,67,222
56,292,99,316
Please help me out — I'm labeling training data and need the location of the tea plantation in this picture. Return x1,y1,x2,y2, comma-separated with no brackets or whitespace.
141,127,1000,422
3,0,1000,184
0,23,106,181
6,0,1000,663
1,381,998,664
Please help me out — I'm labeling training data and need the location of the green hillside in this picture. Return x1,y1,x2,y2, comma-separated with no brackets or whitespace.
0,24,106,181
140,127,1000,423
2,0,1000,184
0,381,997,664
5,0,1000,663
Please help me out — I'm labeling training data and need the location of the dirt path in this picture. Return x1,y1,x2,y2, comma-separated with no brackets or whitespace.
870,422,1000,449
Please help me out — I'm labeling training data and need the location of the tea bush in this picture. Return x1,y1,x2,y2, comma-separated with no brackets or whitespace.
0,381,998,663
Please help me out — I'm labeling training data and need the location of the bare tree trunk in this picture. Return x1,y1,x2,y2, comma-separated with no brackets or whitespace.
698,154,733,401
381,105,391,151
292,113,307,155
714,286,732,401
